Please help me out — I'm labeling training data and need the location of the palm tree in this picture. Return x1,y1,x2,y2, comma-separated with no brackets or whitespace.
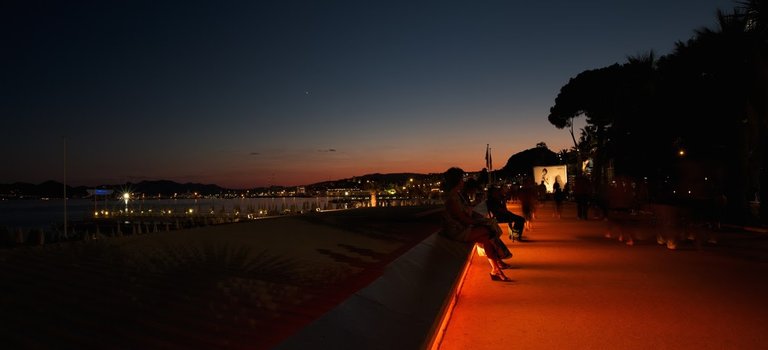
649,4,768,221
737,0,768,221
548,1,768,222
606,52,658,181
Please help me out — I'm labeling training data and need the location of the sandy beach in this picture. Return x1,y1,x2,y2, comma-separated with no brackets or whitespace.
0,205,442,349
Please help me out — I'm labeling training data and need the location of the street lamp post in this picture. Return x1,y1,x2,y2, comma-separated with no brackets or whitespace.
63,137,67,239
123,192,130,213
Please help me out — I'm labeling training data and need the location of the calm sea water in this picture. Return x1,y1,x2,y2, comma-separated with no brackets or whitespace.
0,197,347,230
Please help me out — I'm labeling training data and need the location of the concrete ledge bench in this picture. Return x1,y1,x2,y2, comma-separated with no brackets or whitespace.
274,231,474,350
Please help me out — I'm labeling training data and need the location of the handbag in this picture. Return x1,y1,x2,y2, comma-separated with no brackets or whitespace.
492,236,513,259
476,236,512,259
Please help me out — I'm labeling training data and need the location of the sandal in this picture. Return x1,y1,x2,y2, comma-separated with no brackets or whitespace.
489,271,512,282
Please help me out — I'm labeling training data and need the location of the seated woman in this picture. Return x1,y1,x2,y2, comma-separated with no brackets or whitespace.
487,186,526,241
462,179,512,259
460,177,488,218
441,167,511,282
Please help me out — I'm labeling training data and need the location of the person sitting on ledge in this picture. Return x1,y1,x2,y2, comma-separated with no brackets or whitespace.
486,186,526,242
440,167,511,282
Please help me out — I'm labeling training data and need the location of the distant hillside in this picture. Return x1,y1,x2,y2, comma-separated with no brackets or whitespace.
127,180,227,197
0,181,84,198
307,172,436,189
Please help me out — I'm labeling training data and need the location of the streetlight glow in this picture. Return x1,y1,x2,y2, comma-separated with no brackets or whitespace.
123,192,130,212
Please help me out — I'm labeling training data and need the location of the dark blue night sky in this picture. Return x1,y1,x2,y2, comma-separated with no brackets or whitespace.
1,0,737,188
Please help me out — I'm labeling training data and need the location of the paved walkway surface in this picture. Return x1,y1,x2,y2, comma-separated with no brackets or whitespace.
437,201,768,350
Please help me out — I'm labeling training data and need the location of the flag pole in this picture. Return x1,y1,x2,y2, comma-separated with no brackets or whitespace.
63,137,67,239
485,144,493,185
489,146,493,185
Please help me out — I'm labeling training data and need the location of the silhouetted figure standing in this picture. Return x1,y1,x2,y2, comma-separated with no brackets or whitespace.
603,177,636,245
538,180,548,202
647,180,685,250
553,181,565,219
519,179,537,230
574,175,591,220
712,192,727,231
595,181,611,220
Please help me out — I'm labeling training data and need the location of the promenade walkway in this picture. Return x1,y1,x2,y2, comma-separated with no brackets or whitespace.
436,201,768,350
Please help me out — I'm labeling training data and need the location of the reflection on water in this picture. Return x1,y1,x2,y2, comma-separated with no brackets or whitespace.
0,197,327,229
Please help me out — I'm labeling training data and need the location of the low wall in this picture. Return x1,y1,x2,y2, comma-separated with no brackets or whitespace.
273,231,474,350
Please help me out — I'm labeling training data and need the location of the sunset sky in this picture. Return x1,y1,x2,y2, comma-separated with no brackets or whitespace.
2,0,737,189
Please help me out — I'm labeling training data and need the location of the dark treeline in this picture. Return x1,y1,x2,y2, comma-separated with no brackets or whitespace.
548,0,768,224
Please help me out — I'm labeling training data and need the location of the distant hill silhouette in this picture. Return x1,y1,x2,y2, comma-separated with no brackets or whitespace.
128,180,226,197
0,181,80,198
3,151,563,198
501,146,560,179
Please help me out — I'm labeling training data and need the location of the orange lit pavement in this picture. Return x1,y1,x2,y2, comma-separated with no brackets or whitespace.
436,202,768,350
